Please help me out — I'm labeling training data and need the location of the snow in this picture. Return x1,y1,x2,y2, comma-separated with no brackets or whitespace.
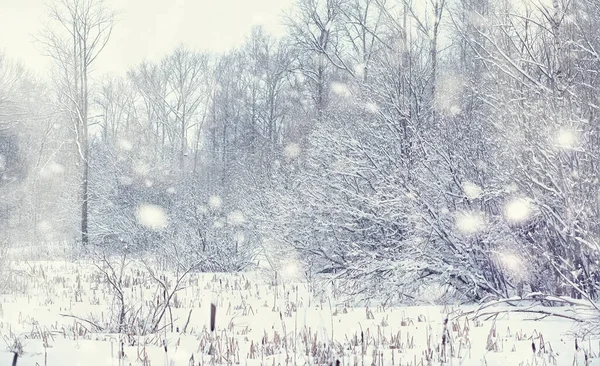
0,259,597,366
283,261,299,278
449,105,461,115
556,129,578,149
434,73,463,116
234,231,245,243
462,181,483,199
331,81,351,97
468,10,489,28
497,252,525,279
365,101,379,114
117,138,133,151
227,210,245,226
353,63,366,78
504,198,532,223
284,143,300,159
505,183,519,194
117,176,133,186
293,70,305,84
208,195,222,209
36,221,55,241
455,211,485,235
133,162,150,176
135,204,169,230
2,1,599,364
39,162,65,178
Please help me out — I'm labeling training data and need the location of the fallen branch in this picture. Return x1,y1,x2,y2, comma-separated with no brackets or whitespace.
455,292,599,324
469,309,585,322
58,314,104,331
456,293,596,320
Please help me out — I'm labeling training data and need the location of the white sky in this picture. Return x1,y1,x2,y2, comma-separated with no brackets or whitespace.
0,0,293,77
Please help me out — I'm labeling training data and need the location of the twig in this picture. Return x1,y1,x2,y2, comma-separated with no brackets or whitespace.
457,293,597,321
469,309,585,322
58,314,104,331
182,309,193,334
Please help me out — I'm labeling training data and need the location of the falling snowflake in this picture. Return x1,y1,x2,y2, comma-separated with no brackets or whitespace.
283,262,299,278
117,176,134,186
136,204,169,230
468,10,489,28
0,155,5,171
504,198,532,223
475,160,487,171
133,162,150,176
284,143,301,159
227,210,246,226
404,192,418,201
37,220,56,240
208,195,222,209
331,81,351,97
496,251,526,280
118,139,133,151
462,181,483,199
434,73,464,116
272,159,281,170
365,102,379,114
449,105,462,115
40,162,65,178
294,71,306,84
166,187,176,194
455,211,485,235
556,129,578,149
353,63,366,78
234,232,245,243
500,252,521,271
37,220,53,233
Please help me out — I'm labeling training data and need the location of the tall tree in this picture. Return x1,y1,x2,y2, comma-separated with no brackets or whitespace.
286,0,347,121
38,0,116,245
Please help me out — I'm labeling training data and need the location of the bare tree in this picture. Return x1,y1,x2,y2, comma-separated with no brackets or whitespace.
37,0,116,246
286,0,348,120
127,60,171,160
162,46,211,170
95,75,137,144
339,0,385,83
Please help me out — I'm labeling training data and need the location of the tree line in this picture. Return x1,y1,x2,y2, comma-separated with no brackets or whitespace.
0,0,599,304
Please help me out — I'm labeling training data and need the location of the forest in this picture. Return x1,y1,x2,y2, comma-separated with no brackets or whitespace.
1,0,599,306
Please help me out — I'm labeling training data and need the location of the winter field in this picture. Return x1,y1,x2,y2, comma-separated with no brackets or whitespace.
2,0,600,364
0,245,598,366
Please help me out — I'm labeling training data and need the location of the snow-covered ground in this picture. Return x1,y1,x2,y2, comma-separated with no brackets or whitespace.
0,258,598,365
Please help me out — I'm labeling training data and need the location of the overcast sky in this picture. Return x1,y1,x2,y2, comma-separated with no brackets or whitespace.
0,0,293,77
